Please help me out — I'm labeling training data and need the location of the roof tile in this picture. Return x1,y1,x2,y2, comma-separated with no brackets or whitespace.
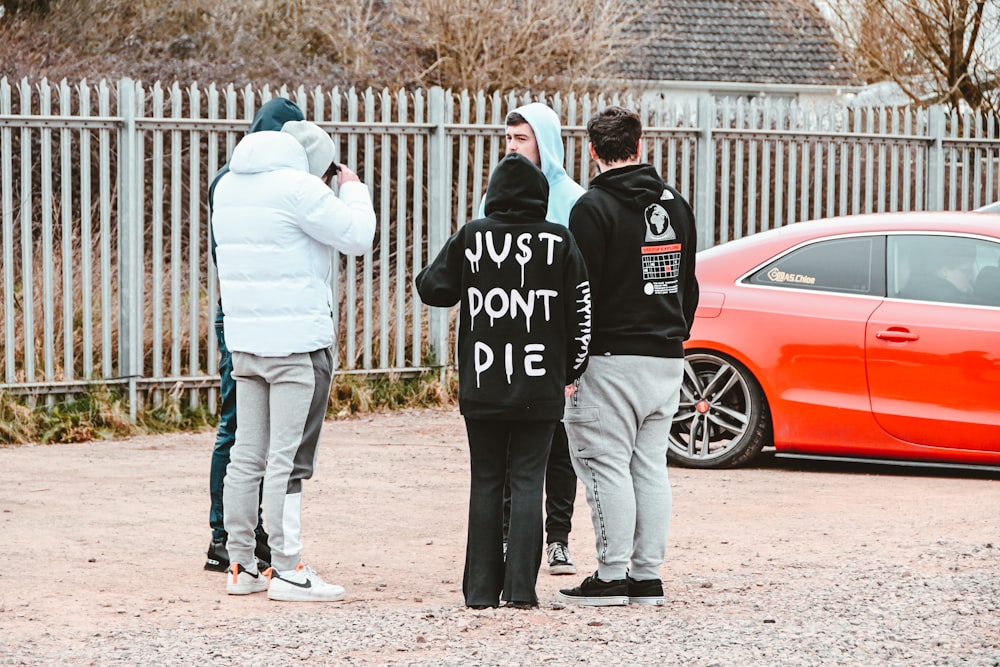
621,0,859,86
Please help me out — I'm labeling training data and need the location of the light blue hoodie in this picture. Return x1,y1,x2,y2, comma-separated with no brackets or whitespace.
479,102,585,227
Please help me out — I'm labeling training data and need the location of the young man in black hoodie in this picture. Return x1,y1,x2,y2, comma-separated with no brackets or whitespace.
558,106,699,607
204,97,305,573
415,153,591,609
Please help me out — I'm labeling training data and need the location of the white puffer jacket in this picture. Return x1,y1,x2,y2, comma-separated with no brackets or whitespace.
213,131,376,356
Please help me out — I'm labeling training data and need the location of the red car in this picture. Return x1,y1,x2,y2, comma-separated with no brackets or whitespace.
670,211,1000,469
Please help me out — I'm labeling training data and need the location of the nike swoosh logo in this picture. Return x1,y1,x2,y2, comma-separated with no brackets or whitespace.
276,576,312,589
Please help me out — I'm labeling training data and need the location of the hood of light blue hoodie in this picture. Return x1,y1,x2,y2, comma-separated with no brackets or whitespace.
478,103,585,227
513,103,569,186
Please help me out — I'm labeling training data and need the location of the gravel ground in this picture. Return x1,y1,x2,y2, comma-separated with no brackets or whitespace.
1,408,998,666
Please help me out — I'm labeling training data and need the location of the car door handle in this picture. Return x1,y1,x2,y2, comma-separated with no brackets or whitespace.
875,330,919,342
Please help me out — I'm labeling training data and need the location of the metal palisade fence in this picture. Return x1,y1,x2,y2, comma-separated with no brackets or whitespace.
1,77,999,415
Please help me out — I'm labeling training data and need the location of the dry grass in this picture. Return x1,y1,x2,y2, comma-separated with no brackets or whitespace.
0,385,140,445
0,370,456,446
328,369,456,418
0,0,642,92
0,0,397,88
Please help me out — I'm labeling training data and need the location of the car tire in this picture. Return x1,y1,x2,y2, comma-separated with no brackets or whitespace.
668,349,770,469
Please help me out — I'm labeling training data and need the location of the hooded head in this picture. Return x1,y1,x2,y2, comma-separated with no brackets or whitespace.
248,97,305,133
483,153,549,220
281,120,337,178
505,103,569,185
210,97,305,209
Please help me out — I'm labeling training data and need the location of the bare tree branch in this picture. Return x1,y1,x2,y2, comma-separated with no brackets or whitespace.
388,0,644,92
817,0,998,111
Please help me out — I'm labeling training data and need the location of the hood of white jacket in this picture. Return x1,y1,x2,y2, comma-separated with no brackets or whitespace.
228,131,309,175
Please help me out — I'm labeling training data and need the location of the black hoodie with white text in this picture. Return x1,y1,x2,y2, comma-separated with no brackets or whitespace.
415,153,591,421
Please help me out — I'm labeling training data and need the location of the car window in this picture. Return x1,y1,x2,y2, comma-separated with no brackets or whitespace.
891,235,1000,307
746,236,883,295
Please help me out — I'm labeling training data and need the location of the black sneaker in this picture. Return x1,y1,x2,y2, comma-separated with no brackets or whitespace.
627,576,665,606
556,572,628,606
204,538,229,572
205,534,270,572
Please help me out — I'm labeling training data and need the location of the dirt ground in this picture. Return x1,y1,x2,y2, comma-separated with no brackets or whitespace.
1,406,999,665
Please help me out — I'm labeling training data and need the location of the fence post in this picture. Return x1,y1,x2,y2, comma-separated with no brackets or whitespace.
695,95,716,249
926,105,946,211
427,86,450,371
1,78,13,383
118,78,140,420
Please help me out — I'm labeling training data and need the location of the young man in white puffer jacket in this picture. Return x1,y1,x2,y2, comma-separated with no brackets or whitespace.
212,120,376,602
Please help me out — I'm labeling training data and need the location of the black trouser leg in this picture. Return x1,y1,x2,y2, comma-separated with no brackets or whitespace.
463,418,509,607
502,420,554,604
544,422,576,546
464,417,554,607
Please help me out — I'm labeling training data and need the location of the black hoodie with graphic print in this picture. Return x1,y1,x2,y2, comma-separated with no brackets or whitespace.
415,153,591,421
568,163,699,359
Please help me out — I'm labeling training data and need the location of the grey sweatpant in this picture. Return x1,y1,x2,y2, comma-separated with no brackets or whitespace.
223,347,333,573
563,354,683,582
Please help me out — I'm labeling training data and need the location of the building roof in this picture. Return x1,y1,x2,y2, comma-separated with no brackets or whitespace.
621,0,859,87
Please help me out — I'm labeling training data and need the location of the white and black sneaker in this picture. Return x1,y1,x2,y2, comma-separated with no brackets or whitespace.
226,563,269,595
627,576,665,606
268,563,346,602
557,572,629,607
546,542,577,575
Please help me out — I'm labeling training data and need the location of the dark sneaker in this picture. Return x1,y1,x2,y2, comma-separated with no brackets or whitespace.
207,534,270,572
226,563,269,595
204,538,229,572
546,542,577,575
556,572,628,606
627,576,665,606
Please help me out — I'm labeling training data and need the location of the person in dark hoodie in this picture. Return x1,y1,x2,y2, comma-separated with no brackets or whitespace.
480,103,587,577
415,153,591,609
204,97,305,574
557,106,699,607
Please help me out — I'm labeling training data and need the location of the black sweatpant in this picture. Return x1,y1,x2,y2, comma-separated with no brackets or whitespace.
503,421,577,546
462,417,555,607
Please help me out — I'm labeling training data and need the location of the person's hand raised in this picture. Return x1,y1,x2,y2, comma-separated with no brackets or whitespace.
336,165,361,186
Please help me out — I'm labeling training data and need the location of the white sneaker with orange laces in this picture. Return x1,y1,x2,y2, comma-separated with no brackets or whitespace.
267,563,345,602
226,563,269,595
